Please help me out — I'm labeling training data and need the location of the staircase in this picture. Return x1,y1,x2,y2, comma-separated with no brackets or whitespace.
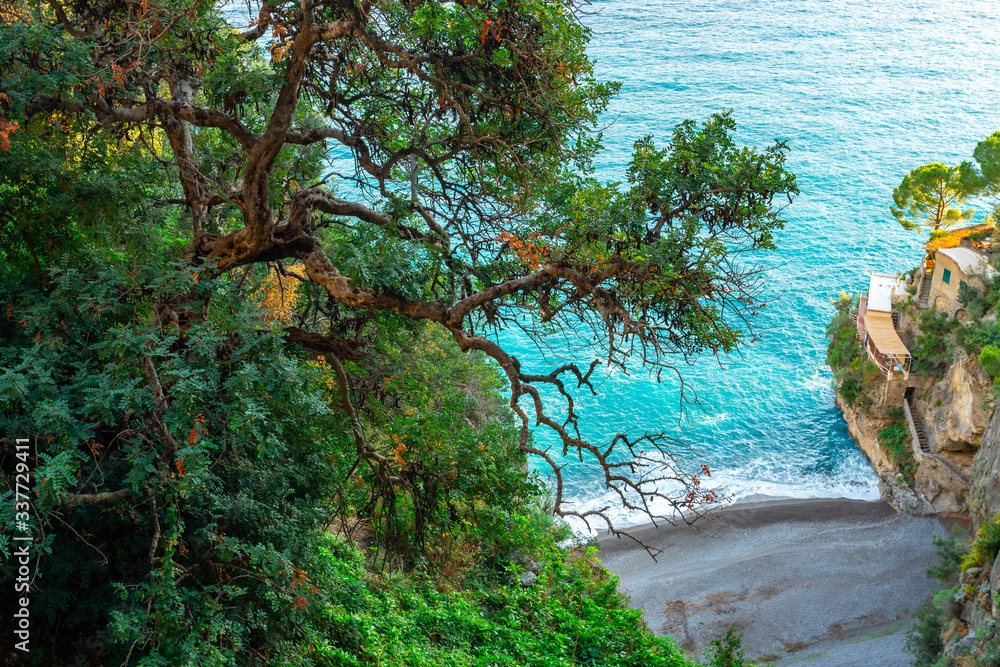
903,389,968,483
906,399,933,456
917,272,932,308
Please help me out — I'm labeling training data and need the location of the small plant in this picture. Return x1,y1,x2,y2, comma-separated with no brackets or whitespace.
703,625,768,667
926,529,968,584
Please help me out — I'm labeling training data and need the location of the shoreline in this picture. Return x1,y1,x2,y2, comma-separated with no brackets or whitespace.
598,496,958,666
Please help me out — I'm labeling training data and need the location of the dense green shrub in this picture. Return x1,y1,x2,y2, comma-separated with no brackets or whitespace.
1,260,353,664
962,515,1000,572
828,326,860,371
979,345,1000,382
906,586,957,667
911,309,960,376
0,254,711,666
825,293,859,372
960,321,1000,356
926,530,970,585
837,377,866,406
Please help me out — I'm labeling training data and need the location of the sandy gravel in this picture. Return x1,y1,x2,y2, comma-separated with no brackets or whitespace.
597,497,957,666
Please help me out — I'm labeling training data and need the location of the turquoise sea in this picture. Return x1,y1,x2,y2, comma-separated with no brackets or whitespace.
508,0,1000,525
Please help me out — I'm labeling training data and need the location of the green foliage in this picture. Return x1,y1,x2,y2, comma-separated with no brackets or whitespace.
702,625,767,667
0,116,169,277
300,542,695,667
877,423,916,487
911,308,960,376
906,585,957,667
825,294,859,371
907,527,972,667
960,131,1000,224
962,515,1000,572
927,529,970,585
824,293,882,407
1,258,350,664
891,163,975,234
980,345,1000,382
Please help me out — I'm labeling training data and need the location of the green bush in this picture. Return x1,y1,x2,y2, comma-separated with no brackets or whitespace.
828,327,860,371
980,345,1000,382
877,422,916,486
906,586,957,667
825,294,859,371
703,625,768,667
960,320,1000,356
838,376,867,406
962,515,1000,572
911,309,960,376
926,530,970,585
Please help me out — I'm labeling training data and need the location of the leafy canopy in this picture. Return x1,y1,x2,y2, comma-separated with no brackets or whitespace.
891,162,974,233
0,0,799,537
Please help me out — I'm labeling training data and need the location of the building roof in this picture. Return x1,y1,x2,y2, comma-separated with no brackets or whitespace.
924,223,994,252
938,246,998,278
864,311,910,358
867,273,902,313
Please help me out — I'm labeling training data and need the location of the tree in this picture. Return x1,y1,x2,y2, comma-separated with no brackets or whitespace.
1,0,796,551
891,162,975,234
960,131,1000,223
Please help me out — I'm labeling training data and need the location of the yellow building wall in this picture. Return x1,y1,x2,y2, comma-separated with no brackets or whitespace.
928,253,967,312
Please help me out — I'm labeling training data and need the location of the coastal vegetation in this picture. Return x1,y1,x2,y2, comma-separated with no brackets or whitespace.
825,294,881,407
877,421,916,487
892,163,975,234
893,132,1000,235
0,0,791,664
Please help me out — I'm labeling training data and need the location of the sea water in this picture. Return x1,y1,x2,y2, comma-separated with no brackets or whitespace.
504,0,1000,526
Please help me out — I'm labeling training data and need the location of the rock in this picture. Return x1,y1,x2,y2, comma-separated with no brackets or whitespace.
945,632,977,658
972,407,1000,531
878,473,936,516
922,360,989,454
506,549,540,573
968,597,994,633
966,567,983,581
518,571,537,587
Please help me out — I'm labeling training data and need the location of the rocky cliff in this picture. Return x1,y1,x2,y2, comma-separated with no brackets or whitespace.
936,397,1000,664
834,357,986,518
835,393,936,515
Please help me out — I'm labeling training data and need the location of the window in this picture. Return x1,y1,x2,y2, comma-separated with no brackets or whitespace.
942,268,952,284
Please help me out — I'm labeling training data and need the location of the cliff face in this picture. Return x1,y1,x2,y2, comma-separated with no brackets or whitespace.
920,360,991,456
939,405,1000,663
834,358,988,518
835,394,936,515
970,400,1000,530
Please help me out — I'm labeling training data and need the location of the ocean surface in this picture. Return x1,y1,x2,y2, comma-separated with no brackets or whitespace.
504,0,1000,526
